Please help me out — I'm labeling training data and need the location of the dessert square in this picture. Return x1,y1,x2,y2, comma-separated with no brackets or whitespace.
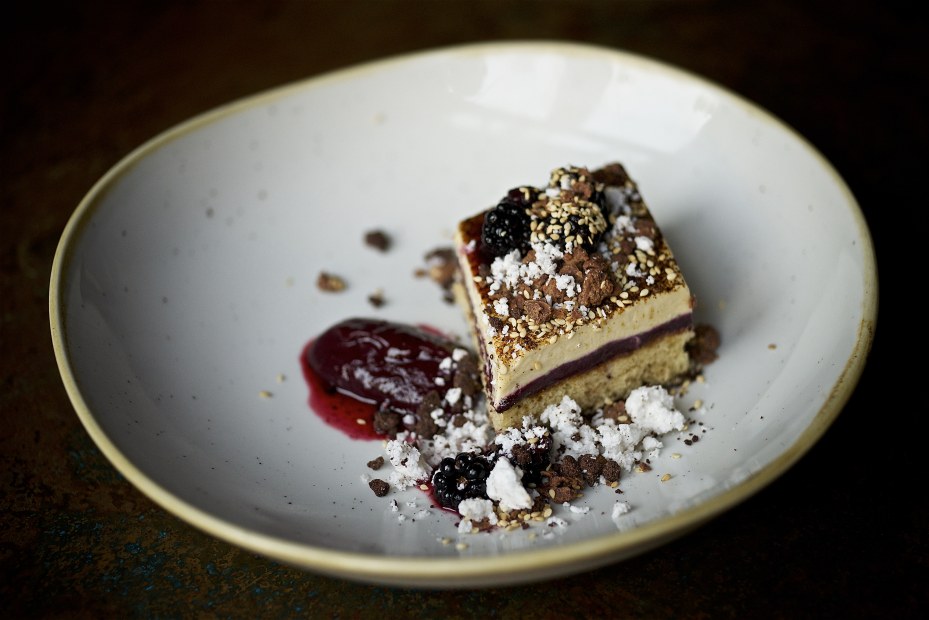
454,164,695,431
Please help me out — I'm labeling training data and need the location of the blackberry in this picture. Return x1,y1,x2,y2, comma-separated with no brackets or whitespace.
480,187,536,256
499,428,553,485
431,452,492,510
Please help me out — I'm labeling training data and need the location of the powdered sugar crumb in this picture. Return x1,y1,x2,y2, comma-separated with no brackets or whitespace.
611,501,631,520
384,440,430,490
486,458,532,512
625,385,686,434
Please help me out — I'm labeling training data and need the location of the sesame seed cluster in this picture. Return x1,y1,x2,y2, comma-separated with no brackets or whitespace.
525,166,609,249
462,164,688,363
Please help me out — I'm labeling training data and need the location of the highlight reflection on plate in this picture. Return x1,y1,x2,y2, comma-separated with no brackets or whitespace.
50,42,876,588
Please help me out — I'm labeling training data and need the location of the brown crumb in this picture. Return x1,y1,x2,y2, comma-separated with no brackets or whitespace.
577,453,607,486
373,410,402,437
600,401,630,423
317,272,347,292
364,230,392,251
419,247,457,291
576,254,615,307
601,459,622,483
558,455,582,477
367,290,386,307
368,479,390,497
366,456,385,470
523,299,553,324
687,323,721,365
410,411,438,438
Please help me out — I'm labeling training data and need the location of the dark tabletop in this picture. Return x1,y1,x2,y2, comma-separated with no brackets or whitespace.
3,1,924,617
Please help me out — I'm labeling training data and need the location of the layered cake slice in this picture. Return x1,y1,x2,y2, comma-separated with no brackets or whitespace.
454,164,695,431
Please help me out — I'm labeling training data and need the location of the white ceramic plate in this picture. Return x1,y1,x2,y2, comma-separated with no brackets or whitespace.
50,42,876,588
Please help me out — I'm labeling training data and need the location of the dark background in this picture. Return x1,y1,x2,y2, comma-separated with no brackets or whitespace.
2,1,924,617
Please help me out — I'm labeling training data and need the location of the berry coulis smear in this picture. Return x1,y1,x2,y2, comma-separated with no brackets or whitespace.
300,318,469,440
300,339,381,440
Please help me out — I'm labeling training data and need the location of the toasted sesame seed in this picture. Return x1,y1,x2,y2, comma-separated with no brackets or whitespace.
661,474,672,482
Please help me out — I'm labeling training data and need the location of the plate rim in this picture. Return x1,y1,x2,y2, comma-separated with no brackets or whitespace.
48,40,878,587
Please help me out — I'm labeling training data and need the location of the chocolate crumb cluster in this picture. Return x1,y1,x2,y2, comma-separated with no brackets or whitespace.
416,247,458,303
687,323,721,366
368,479,390,497
364,229,392,252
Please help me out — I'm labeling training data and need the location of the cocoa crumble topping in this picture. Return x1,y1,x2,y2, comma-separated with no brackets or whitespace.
364,229,392,251
600,400,629,423
373,410,402,437
366,456,385,470
368,479,390,497
687,323,721,366
415,247,458,303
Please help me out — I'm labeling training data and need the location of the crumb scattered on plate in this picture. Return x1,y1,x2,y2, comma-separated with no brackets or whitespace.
364,230,392,251
317,272,347,292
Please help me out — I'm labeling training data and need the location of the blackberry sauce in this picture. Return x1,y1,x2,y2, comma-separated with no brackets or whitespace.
301,318,461,440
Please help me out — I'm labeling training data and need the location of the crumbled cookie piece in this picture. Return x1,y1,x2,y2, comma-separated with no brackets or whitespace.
317,272,347,292
418,247,457,298
577,453,607,486
687,323,721,365
368,479,390,497
373,410,402,437
523,299,552,325
601,459,622,484
368,289,386,308
600,400,629,423
410,412,438,438
367,456,385,470
364,230,391,252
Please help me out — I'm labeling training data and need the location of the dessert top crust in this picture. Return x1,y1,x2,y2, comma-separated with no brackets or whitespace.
457,164,691,366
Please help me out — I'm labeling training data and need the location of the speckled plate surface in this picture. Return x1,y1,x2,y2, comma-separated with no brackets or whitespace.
50,42,876,588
